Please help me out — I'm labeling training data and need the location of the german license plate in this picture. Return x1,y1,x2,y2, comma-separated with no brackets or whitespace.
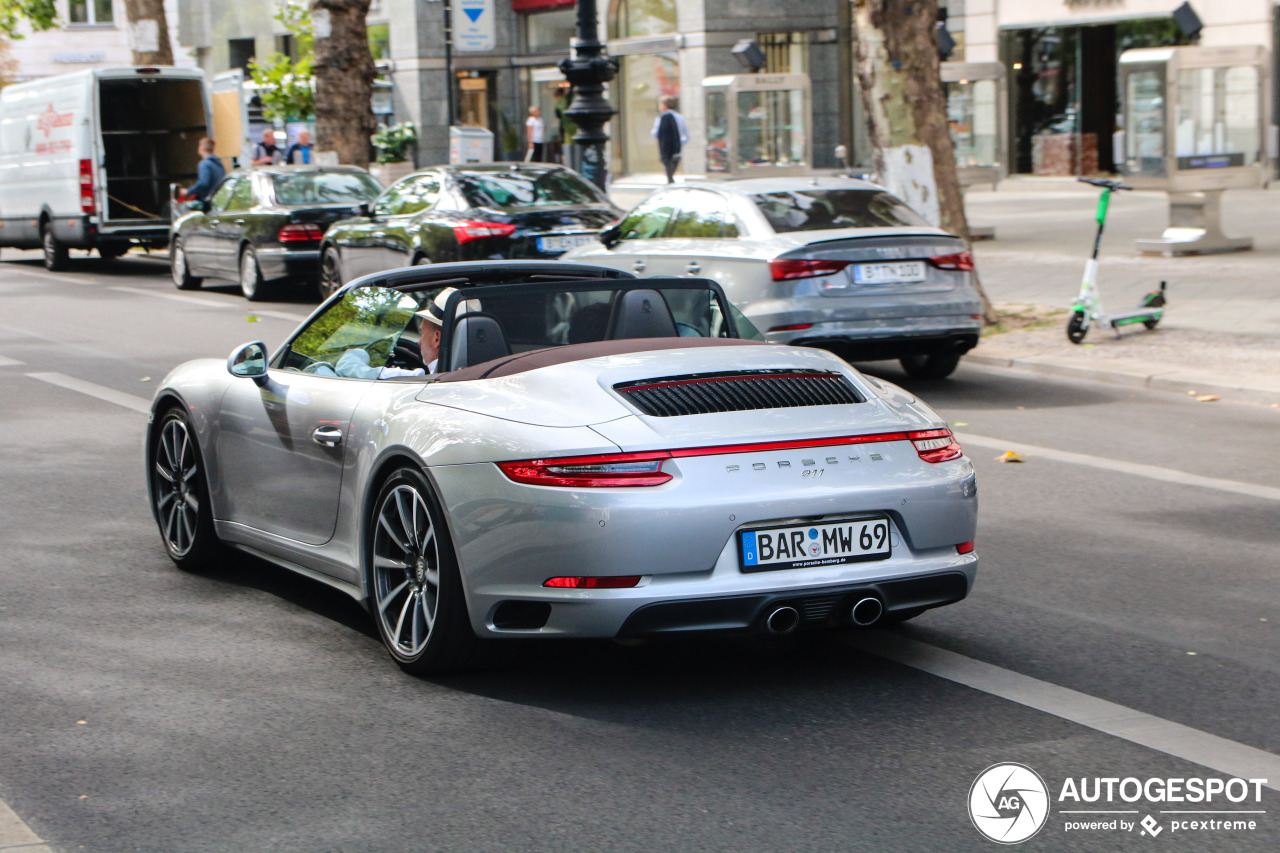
537,234,596,253
739,517,891,573
853,261,926,284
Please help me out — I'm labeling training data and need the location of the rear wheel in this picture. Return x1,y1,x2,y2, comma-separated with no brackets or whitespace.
150,407,221,571
42,222,68,271
368,468,479,675
1066,310,1088,344
317,247,344,301
171,238,202,290
899,351,961,380
1142,317,1160,331
239,246,267,301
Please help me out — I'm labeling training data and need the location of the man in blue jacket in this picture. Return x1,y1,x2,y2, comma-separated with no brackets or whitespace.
180,138,225,205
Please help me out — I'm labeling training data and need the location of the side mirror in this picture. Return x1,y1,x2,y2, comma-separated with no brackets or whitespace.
227,341,268,382
599,222,622,248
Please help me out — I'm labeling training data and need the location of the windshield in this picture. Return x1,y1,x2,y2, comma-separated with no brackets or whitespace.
457,169,610,209
752,189,929,233
273,172,383,206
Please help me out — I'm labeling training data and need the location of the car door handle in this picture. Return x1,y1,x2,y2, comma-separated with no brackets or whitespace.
685,261,701,275
234,219,245,225
632,260,646,273
312,426,343,447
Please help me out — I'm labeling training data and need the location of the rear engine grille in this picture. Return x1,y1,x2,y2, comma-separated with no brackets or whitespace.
614,369,863,417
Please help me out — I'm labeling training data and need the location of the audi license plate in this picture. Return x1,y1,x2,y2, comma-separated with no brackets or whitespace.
537,234,596,253
739,518,891,573
853,261,926,284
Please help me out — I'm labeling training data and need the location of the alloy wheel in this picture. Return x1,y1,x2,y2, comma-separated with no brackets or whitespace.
372,484,440,658
153,416,201,557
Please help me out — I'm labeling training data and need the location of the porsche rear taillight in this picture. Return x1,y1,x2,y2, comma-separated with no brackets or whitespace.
453,220,517,244
928,252,974,271
543,576,642,589
278,222,324,242
79,159,95,214
769,259,851,281
497,452,673,487
909,428,963,463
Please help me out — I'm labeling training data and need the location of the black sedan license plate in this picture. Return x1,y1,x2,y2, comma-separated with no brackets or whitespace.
739,518,890,572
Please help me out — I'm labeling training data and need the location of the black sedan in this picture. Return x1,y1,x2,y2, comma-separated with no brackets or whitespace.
317,163,624,299
170,166,383,301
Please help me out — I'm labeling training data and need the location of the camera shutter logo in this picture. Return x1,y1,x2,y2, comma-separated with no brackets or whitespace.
969,763,1050,844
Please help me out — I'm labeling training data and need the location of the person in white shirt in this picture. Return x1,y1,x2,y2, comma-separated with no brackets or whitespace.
526,106,545,162
651,95,690,183
335,288,456,379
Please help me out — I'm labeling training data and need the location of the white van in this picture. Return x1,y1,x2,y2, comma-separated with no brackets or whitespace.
0,66,211,270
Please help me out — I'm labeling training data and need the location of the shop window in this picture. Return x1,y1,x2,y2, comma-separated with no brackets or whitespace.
756,33,808,75
69,0,113,25
609,0,676,40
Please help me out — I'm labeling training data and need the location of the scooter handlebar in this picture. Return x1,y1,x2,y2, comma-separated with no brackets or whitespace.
1078,177,1133,191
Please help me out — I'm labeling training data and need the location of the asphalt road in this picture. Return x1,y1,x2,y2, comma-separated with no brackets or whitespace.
1,252,1277,853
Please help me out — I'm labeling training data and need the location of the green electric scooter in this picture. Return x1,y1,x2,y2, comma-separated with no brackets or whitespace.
1067,177,1166,344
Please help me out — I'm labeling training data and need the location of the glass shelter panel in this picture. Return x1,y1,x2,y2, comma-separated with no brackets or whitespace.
735,89,807,171
946,79,1000,168
706,91,729,174
1175,66,1260,169
1124,68,1166,178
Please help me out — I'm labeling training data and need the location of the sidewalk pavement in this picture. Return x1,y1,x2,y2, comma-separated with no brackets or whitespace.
606,174,1280,406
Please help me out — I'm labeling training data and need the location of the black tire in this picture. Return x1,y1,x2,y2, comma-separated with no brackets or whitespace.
899,351,961,380
42,222,68,271
1066,310,1088,344
317,247,344,301
367,467,479,675
239,245,267,301
170,238,203,290
150,407,222,571
411,253,431,267
1142,317,1160,331
99,244,129,259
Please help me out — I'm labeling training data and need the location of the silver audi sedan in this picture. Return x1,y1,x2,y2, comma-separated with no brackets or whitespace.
564,177,984,379
146,261,978,675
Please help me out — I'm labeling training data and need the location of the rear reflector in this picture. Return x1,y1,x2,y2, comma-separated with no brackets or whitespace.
928,252,975,271
543,576,642,589
79,159,95,214
956,541,976,554
769,259,851,280
278,222,325,242
453,220,517,244
909,428,964,463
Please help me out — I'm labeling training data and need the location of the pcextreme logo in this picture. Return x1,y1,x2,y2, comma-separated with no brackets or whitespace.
968,764,1269,844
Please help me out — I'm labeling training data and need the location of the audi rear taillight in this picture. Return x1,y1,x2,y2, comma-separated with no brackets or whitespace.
453,220,517,244
909,428,963,463
543,576,642,589
769,259,851,280
928,252,974,272
497,452,673,488
278,222,324,242
79,159,95,214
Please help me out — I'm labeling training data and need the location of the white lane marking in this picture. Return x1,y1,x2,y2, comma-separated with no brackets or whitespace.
0,356,26,367
26,372,151,414
958,432,1280,503
847,632,1280,791
108,286,309,323
0,797,51,851
2,266,97,286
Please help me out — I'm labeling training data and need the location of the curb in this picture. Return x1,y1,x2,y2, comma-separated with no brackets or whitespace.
965,353,1280,406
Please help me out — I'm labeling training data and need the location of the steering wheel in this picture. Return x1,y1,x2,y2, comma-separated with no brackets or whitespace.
385,337,423,370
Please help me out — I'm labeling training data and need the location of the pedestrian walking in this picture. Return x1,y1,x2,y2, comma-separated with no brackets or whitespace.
525,106,545,162
285,129,313,165
651,95,689,184
251,129,281,165
178,138,226,205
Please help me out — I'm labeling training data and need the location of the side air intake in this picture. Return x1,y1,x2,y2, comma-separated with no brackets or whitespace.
614,369,863,417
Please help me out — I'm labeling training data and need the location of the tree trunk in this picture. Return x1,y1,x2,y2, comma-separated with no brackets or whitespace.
311,0,376,168
851,0,997,322
123,0,174,66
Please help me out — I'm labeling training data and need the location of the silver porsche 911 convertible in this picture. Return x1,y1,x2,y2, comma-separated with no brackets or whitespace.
146,261,977,674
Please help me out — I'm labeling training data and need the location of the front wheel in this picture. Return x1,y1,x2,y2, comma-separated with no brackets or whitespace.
150,407,221,571
1066,310,1088,344
368,468,479,675
899,351,961,380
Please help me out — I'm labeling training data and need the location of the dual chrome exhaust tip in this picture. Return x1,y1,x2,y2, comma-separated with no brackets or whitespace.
763,596,884,635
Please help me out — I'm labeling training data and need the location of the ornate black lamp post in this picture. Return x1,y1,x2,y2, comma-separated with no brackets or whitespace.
558,0,618,190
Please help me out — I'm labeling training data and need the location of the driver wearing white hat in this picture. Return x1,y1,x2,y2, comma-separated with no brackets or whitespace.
336,287,457,378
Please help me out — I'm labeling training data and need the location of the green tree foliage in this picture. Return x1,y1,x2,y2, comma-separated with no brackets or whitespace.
0,0,57,39
250,1,315,123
